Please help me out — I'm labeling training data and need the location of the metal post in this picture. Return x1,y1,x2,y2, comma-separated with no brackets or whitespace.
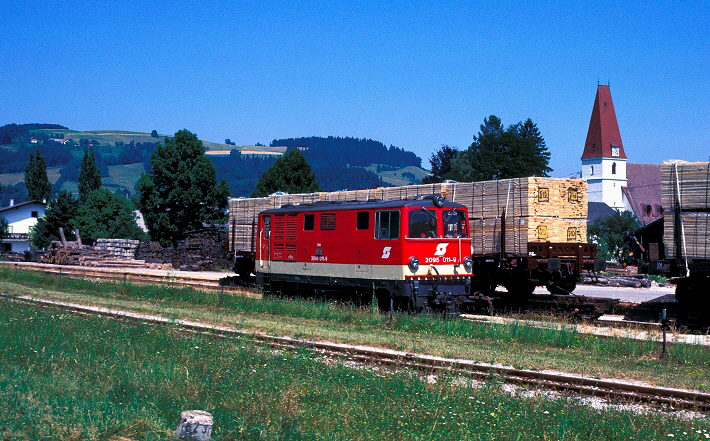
389,297,394,321
219,285,224,307
661,309,668,359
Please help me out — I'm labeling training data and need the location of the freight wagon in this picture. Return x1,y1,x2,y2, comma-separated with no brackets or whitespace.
627,161,710,305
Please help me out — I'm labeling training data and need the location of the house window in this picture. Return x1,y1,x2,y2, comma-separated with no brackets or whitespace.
31,211,39,218
590,166,594,175
1,243,11,252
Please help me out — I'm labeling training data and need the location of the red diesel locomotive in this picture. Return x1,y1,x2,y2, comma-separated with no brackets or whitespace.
247,195,475,313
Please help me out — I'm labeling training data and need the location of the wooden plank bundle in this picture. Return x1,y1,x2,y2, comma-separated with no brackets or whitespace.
661,161,710,260
229,177,588,256
662,161,710,210
442,178,588,254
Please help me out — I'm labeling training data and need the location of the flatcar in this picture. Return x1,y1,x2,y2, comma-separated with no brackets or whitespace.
235,195,477,314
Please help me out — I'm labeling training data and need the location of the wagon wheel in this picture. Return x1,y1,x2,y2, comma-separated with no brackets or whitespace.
546,277,577,295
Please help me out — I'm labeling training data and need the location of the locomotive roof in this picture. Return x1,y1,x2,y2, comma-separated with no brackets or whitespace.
260,197,466,214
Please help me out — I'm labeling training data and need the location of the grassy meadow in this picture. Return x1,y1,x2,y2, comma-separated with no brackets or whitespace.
1,267,709,440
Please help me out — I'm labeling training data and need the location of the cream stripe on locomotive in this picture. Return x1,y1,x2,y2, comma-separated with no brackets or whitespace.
258,260,471,280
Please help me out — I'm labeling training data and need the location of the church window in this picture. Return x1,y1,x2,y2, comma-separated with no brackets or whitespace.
590,166,594,175
612,163,617,174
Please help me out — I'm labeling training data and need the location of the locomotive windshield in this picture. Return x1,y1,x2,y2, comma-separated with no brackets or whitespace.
443,210,468,238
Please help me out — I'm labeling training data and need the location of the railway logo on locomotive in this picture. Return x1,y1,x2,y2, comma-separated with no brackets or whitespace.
381,246,392,259
434,243,449,256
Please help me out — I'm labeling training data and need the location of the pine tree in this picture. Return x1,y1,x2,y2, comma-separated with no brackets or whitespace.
449,115,553,182
78,147,102,204
251,149,321,197
25,150,52,202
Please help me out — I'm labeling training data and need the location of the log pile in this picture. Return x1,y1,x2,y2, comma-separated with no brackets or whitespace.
40,241,146,267
172,229,230,271
229,178,588,255
661,161,710,260
93,238,140,260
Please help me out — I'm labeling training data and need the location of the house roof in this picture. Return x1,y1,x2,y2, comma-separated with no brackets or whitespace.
0,200,47,214
581,85,627,160
587,201,617,223
622,163,663,226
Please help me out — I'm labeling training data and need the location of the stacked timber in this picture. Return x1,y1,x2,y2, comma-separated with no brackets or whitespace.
442,178,588,254
172,229,230,271
228,177,588,255
661,161,710,260
40,241,146,267
93,238,140,260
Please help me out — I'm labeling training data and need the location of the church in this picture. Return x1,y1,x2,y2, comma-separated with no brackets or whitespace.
581,84,663,226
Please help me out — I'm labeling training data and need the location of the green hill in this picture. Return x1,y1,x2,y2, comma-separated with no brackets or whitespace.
0,127,431,205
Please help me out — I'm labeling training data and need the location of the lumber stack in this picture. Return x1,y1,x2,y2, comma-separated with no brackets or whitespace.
661,161,710,260
442,177,588,254
229,177,588,256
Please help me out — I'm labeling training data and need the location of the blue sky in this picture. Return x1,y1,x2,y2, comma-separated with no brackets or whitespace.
3,0,709,177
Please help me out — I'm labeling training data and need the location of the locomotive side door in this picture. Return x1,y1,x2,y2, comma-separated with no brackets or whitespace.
259,215,271,269
355,211,372,276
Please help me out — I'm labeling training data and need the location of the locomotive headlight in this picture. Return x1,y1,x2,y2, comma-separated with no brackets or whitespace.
463,256,473,272
408,256,420,272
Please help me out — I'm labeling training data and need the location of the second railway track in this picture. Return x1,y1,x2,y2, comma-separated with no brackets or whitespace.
3,293,709,414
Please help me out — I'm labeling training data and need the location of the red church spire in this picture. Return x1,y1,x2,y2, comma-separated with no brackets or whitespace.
581,84,626,160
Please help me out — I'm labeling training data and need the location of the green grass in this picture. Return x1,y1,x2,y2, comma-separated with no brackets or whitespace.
2,299,709,440
1,267,709,394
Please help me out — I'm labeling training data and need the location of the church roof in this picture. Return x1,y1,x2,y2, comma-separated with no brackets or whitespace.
581,85,627,160
622,163,663,226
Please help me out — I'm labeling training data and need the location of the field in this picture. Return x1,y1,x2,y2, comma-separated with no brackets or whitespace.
1,268,709,440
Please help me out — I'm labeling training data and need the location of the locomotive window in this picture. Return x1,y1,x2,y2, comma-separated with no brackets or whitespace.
263,216,271,239
320,213,336,230
375,211,400,240
409,211,437,238
443,210,468,238
304,214,315,231
356,212,369,230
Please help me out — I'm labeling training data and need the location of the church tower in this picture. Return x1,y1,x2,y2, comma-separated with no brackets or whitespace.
581,84,627,209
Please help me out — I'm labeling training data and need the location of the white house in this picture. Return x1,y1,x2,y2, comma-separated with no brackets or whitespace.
0,200,46,253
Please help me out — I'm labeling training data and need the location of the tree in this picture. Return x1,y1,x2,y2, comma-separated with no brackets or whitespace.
72,188,146,240
422,145,458,184
137,129,230,247
449,115,552,182
25,150,52,202
29,190,80,250
251,149,321,197
151,130,159,138
587,210,641,262
78,147,102,204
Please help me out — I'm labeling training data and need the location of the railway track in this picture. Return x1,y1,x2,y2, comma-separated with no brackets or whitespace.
3,293,709,414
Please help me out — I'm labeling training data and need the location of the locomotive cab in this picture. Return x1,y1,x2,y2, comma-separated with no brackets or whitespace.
253,196,476,314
